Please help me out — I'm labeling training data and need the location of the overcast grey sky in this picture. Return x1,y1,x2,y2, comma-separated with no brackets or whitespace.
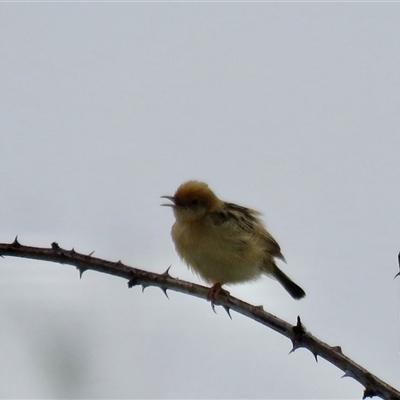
1,3,400,399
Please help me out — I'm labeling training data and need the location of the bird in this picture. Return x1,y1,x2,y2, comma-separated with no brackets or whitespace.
161,180,305,303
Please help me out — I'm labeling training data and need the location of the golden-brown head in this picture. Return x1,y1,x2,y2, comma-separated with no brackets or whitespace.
161,180,221,223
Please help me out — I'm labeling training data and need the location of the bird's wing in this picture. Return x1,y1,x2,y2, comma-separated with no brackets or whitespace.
209,202,285,261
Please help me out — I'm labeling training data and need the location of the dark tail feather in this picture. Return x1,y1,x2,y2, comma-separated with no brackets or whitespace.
273,265,306,300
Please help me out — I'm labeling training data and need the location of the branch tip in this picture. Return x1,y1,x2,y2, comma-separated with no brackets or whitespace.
51,242,60,250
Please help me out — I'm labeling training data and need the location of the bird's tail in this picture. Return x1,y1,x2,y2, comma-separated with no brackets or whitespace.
272,264,306,300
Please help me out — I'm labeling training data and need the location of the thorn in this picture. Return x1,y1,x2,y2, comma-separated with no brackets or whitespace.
142,283,149,292
289,339,304,354
331,345,342,353
88,250,95,256
77,267,87,279
312,351,318,363
161,266,172,277
211,302,217,314
289,339,308,355
71,248,76,254
160,287,169,299
341,370,355,379
11,235,21,247
292,316,307,336
117,260,123,267
290,316,307,353
51,242,60,250
395,252,400,278
222,305,232,319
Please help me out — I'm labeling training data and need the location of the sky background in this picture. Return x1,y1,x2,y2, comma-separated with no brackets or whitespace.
1,3,400,399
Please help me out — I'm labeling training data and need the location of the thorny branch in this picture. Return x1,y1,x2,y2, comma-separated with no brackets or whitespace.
0,237,399,400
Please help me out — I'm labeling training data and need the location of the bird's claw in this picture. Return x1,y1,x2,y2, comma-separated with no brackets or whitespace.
206,283,230,312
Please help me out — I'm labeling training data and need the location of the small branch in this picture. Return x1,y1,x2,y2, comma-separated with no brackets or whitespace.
0,238,399,400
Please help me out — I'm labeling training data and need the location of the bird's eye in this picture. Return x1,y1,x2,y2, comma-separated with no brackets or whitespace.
190,199,199,206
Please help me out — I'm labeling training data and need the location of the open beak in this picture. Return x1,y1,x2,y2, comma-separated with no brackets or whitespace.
160,195,175,207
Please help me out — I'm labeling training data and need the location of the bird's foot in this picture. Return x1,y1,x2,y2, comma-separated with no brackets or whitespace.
206,283,230,313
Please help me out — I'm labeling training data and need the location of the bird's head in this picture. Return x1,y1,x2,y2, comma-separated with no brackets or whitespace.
161,180,221,222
